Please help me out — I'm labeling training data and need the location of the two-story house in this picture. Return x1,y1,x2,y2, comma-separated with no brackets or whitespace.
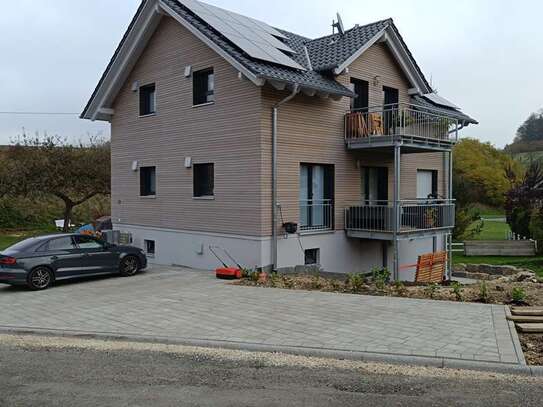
82,0,477,281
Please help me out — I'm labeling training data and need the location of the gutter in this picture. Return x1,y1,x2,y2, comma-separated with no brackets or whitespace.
271,84,300,272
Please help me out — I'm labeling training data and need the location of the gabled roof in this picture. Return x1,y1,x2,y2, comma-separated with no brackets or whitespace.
81,0,475,125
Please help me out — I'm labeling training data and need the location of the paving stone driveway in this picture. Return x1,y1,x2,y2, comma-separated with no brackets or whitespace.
0,266,524,365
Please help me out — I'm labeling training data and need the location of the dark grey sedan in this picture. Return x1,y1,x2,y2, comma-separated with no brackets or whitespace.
0,234,147,290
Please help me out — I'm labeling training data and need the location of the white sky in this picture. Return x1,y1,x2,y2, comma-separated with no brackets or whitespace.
1,0,541,147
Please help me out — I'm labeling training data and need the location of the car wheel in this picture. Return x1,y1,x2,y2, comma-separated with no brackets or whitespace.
27,267,53,290
119,256,140,277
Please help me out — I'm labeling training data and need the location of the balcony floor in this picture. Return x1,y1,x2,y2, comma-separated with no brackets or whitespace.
346,134,455,153
346,226,454,241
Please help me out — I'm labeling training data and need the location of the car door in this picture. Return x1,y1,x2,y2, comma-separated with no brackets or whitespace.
73,235,120,274
41,236,82,278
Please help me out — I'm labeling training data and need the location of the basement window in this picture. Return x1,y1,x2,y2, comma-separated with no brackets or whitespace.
193,68,214,106
139,83,156,116
144,239,155,257
193,163,214,198
140,166,156,197
304,248,320,265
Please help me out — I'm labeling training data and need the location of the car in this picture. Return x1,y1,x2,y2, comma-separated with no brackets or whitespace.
0,234,147,290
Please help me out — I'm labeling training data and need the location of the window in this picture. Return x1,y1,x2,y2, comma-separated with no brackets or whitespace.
74,235,104,249
417,170,438,199
361,167,388,205
193,68,214,105
193,163,214,197
139,83,156,116
304,248,320,265
350,78,369,111
299,164,334,231
140,166,156,197
144,240,155,256
46,237,76,251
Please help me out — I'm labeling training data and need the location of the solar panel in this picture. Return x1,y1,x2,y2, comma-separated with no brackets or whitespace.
422,93,460,110
177,0,305,70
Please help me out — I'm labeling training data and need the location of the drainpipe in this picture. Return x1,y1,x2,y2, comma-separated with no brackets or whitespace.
272,84,300,272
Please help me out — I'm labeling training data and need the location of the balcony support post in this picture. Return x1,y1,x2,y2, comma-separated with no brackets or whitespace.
447,149,454,279
392,143,401,281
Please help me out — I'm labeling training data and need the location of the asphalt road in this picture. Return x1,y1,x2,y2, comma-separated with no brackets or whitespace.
0,335,541,407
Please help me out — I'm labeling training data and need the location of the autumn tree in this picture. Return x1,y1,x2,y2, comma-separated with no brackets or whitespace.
1,134,110,231
453,138,522,208
515,110,543,143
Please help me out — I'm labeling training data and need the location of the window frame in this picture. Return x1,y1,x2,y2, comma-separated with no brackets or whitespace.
140,166,157,197
192,68,215,106
73,235,105,250
193,163,215,198
304,248,320,265
299,163,335,230
144,239,155,257
139,83,156,117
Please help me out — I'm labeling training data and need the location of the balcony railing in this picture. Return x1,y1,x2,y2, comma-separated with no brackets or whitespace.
345,199,455,234
300,199,333,232
345,103,459,144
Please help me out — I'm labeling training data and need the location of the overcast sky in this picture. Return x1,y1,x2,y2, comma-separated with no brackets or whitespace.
1,0,541,147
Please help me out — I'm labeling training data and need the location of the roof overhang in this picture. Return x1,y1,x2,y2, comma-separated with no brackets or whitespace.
333,25,432,95
81,0,265,122
81,0,351,122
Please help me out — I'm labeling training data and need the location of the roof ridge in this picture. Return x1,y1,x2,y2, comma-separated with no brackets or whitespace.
307,17,392,44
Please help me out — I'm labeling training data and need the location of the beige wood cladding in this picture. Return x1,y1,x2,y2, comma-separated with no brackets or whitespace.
111,18,447,238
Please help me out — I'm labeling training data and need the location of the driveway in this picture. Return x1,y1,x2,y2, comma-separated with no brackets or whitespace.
0,266,524,366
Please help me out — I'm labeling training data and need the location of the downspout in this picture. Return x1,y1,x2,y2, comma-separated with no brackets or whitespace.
272,84,300,272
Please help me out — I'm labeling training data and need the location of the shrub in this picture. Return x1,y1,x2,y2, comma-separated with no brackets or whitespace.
330,279,343,292
509,207,532,238
451,281,464,301
478,281,490,303
249,270,260,282
453,205,482,241
372,267,391,290
347,273,366,292
529,211,543,254
393,280,406,295
424,283,439,299
511,287,527,304
281,275,294,289
311,275,323,290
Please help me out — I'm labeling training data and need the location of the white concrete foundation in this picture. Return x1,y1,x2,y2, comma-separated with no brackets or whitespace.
116,223,447,281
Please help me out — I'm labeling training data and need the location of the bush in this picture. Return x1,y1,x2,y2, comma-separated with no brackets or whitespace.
453,205,482,241
424,283,439,299
529,211,543,253
511,287,527,304
478,281,490,303
372,267,391,290
347,273,366,292
451,281,464,301
510,207,532,238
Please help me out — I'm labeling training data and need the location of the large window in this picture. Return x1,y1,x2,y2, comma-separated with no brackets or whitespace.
193,68,214,106
361,167,388,205
193,163,214,197
299,164,334,231
417,169,438,199
140,166,156,197
350,78,369,111
139,83,156,116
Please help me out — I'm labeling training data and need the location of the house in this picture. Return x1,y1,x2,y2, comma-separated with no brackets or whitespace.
81,0,477,280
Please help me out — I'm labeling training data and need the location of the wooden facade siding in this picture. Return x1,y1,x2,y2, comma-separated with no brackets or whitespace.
111,17,447,238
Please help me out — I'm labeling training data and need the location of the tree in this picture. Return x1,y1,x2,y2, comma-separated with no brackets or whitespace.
453,138,522,208
1,134,111,232
515,110,543,143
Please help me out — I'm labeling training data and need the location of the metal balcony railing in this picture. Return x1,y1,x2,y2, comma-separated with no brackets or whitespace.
345,199,455,234
299,199,334,232
345,103,459,144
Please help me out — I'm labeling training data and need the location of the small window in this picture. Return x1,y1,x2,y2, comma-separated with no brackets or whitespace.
46,237,77,251
305,248,320,265
140,166,156,197
139,83,156,116
193,163,214,197
74,235,104,249
193,68,214,105
144,239,155,256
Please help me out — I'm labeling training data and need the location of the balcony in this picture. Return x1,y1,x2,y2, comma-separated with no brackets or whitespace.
344,103,459,152
299,199,334,232
345,199,455,240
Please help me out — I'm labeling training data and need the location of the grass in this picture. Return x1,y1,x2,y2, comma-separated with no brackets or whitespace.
473,219,511,240
453,252,543,278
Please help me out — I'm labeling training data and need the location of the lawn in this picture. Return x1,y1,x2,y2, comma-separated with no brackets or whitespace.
453,252,543,278
473,219,511,240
